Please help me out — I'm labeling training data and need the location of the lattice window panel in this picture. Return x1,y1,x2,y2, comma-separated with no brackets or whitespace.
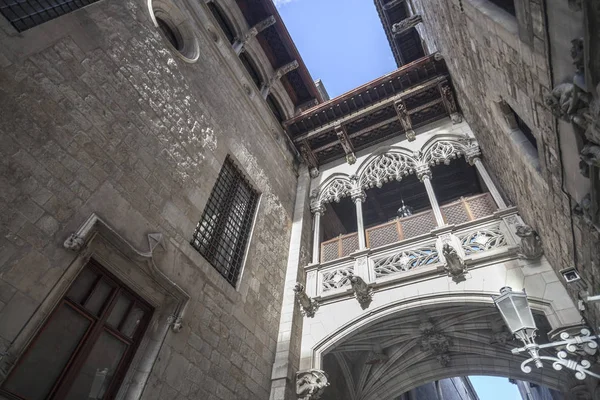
400,212,436,239
322,266,353,292
341,234,359,257
467,193,497,220
374,247,439,278
441,202,470,225
460,227,507,254
321,241,339,263
367,222,400,249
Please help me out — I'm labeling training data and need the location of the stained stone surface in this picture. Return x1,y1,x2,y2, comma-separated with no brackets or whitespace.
0,0,311,398
410,0,600,326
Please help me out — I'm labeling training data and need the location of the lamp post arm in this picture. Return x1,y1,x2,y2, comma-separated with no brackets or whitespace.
520,354,600,380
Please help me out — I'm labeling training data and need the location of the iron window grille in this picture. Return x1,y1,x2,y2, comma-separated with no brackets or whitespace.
191,156,259,286
0,0,102,32
0,260,153,400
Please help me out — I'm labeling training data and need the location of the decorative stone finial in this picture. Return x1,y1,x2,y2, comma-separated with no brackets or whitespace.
296,369,329,400
294,283,319,318
515,224,543,260
349,275,373,309
442,243,467,283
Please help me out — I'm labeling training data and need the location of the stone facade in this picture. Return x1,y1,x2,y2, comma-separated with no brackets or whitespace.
0,0,312,398
408,0,600,326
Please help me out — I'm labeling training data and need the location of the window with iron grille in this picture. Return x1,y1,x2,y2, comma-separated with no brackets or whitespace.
0,0,101,32
0,260,153,400
191,156,259,286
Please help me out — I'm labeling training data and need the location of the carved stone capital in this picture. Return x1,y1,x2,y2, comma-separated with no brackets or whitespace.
350,188,366,203
296,369,329,400
515,224,544,260
294,283,319,318
310,201,325,215
416,164,432,181
349,275,373,309
464,143,482,165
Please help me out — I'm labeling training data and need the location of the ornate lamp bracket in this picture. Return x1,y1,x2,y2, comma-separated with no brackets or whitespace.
512,328,600,381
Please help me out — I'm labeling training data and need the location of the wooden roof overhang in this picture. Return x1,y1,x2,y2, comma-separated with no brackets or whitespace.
374,0,425,67
283,55,458,168
235,0,322,107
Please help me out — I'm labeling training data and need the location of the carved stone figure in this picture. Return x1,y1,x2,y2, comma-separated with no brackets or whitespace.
579,143,600,177
545,83,576,120
294,283,319,318
296,369,329,400
442,243,467,283
420,318,452,367
572,37,585,75
515,224,544,260
349,275,373,310
392,14,423,35
64,233,85,251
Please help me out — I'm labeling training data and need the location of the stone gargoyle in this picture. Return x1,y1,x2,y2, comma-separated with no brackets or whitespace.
349,274,373,310
545,83,577,120
442,243,467,283
579,143,600,178
296,369,329,400
294,283,319,318
515,224,544,260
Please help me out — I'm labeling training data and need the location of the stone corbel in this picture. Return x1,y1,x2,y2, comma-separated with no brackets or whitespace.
394,98,416,141
296,369,330,400
63,213,190,333
300,141,320,178
294,283,319,318
334,123,356,164
439,80,462,124
392,14,423,36
232,15,276,55
515,224,544,260
261,60,299,99
349,274,373,309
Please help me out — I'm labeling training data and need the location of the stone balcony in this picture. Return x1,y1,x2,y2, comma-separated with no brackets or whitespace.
305,203,520,300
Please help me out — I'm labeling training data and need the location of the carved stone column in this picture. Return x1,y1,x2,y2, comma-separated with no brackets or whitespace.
261,60,299,99
233,15,276,55
465,145,508,209
311,202,325,264
351,189,367,250
394,98,416,141
417,165,445,227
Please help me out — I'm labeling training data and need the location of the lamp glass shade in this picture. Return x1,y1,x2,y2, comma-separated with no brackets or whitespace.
493,288,537,334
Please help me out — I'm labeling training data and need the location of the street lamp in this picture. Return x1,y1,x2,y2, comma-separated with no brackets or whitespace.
492,286,600,380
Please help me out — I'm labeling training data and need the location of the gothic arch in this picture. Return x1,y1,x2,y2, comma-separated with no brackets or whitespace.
317,174,353,205
420,135,472,166
356,146,418,189
310,294,574,400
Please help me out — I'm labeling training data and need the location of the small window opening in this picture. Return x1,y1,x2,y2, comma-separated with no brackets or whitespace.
207,2,236,44
513,109,536,149
239,53,262,88
156,17,182,50
267,94,285,122
488,0,515,15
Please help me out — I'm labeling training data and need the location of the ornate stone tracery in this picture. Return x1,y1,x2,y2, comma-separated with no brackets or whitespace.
460,227,507,254
373,246,440,278
318,177,353,204
423,140,466,166
359,152,417,189
322,266,354,292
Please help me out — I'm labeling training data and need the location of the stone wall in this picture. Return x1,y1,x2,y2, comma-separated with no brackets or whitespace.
0,0,303,398
409,0,600,324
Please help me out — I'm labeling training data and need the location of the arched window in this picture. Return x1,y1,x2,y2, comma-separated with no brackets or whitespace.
267,94,285,123
207,2,236,44
239,53,262,88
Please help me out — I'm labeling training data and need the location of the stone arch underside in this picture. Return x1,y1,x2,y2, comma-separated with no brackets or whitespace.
317,302,576,400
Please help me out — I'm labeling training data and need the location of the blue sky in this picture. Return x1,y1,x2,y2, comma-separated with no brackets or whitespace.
275,0,397,98
469,376,522,399
274,3,524,399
